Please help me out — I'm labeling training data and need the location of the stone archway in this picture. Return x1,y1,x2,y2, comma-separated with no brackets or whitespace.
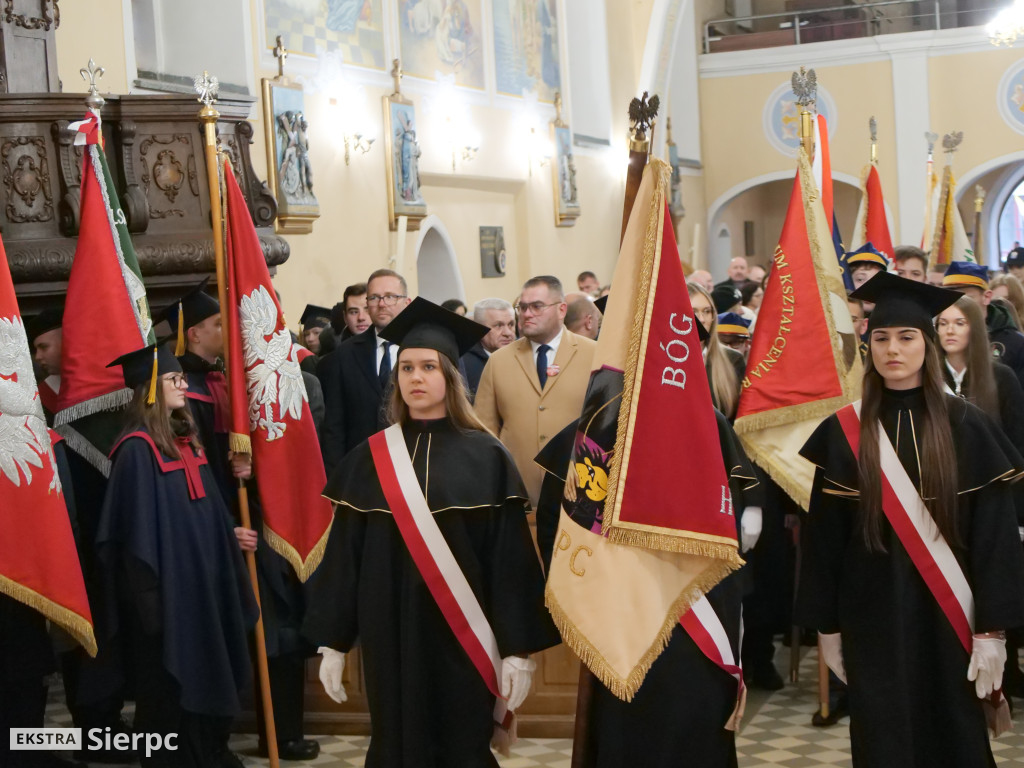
413,215,466,303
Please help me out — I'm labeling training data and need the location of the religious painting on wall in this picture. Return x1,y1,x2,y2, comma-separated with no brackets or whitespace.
398,0,485,89
383,89,428,231
762,79,836,158
551,96,579,227
493,0,561,101
263,0,386,69
262,78,320,234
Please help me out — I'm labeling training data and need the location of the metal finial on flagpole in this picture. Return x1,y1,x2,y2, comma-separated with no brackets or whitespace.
792,67,817,157
80,59,105,111
925,131,939,160
942,131,963,164
869,116,878,165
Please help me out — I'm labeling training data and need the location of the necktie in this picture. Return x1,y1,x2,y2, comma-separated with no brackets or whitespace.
536,344,551,389
379,341,391,387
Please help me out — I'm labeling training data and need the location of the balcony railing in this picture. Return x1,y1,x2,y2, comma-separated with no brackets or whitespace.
703,0,1002,54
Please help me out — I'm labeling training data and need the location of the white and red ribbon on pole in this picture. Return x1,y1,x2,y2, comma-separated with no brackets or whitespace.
679,596,746,730
836,402,974,652
68,112,101,146
369,425,514,733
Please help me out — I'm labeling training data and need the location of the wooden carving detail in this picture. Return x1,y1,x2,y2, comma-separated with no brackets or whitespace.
2,136,53,223
3,0,60,31
51,120,82,236
113,119,150,233
139,134,191,219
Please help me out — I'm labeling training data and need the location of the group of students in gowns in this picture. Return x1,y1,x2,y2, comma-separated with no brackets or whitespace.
16,265,1024,768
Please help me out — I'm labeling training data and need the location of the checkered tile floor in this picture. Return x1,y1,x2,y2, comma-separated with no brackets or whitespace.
43,643,1024,766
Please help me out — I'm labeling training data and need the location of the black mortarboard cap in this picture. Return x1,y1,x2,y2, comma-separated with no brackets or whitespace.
850,271,960,337
380,297,488,363
161,279,220,356
106,343,182,402
300,304,332,329
594,295,608,315
711,284,742,313
25,308,63,344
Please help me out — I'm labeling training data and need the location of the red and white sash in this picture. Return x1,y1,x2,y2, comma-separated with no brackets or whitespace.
679,596,746,730
836,401,974,652
368,425,514,735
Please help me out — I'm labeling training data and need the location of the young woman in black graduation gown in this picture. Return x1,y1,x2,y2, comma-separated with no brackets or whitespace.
95,345,258,767
937,295,1024,698
303,299,559,768
797,273,1024,768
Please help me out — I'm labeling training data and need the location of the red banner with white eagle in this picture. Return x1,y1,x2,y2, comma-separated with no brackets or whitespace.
222,159,333,582
0,232,96,656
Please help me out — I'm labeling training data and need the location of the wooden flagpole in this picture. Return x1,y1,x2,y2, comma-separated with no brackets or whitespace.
196,74,281,768
571,93,658,768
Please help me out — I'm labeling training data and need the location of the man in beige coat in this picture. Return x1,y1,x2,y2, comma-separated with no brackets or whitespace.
475,276,597,506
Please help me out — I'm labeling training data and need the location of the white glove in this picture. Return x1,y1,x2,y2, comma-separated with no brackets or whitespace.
819,632,846,684
740,506,763,553
500,656,536,711
318,646,348,704
968,635,1007,699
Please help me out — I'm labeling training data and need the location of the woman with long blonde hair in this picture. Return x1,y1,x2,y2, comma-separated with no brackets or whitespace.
305,299,559,768
797,273,1024,767
688,283,743,420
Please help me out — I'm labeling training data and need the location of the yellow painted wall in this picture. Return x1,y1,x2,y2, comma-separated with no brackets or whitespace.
699,58,897,229
55,1,632,330
928,48,1024,179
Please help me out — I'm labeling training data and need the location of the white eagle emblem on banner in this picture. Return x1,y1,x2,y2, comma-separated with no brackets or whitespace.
239,286,307,440
0,315,60,491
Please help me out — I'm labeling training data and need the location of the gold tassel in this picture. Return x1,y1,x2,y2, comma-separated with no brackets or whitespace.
174,302,186,356
146,347,158,405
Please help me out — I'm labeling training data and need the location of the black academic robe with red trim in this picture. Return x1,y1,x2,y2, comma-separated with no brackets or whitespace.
95,429,258,717
797,388,1024,768
534,410,757,768
304,417,559,768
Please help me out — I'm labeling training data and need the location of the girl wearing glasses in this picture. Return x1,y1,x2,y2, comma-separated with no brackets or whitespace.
95,344,258,768
688,283,744,421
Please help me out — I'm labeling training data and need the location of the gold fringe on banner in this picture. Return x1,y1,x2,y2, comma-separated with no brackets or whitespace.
0,574,97,658
229,432,252,454
263,521,333,583
545,556,738,701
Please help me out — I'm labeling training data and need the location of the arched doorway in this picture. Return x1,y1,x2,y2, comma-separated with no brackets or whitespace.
957,154,1024,268
707,172,867,278
413,215,466,303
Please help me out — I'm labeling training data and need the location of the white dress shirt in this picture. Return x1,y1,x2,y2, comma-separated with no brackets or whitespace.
375,330,399,372
530,327,564,369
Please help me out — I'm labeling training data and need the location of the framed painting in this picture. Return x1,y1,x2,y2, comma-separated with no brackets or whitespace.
493,0,561,101
398,0,485,89
263,0,386,68
550,122,580,227
262,78,319,234
383,92,428,231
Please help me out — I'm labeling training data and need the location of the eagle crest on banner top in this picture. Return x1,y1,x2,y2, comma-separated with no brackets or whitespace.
943,131,963,163
0,316,60,492
791,67,817,111
239,286,308,440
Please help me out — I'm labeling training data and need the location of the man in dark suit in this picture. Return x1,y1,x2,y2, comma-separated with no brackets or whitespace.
462,297,515,400
320,269,411,474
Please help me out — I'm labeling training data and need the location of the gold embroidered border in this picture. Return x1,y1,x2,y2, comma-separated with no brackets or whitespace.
544,556,739,701
602,159,671,541
0,574,97,657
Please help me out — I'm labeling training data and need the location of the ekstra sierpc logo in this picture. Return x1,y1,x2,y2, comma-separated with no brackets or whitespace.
11,728,178,757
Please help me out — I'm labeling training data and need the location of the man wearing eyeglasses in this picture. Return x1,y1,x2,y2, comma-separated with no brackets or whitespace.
320,268,412,474
475,275,597,506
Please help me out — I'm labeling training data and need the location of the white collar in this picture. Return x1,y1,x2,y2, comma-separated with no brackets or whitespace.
945,359,967,396
529,327,564,357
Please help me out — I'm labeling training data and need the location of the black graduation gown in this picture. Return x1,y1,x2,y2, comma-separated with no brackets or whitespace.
95,430,258,719
796,389,1024,768
534,412,759,768
303,418,560,768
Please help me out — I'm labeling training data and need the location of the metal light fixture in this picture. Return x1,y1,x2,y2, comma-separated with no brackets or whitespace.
987,0,1024,45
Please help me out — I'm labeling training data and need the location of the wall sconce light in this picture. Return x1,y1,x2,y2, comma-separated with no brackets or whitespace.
528,125,553,175
341,123,374,165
